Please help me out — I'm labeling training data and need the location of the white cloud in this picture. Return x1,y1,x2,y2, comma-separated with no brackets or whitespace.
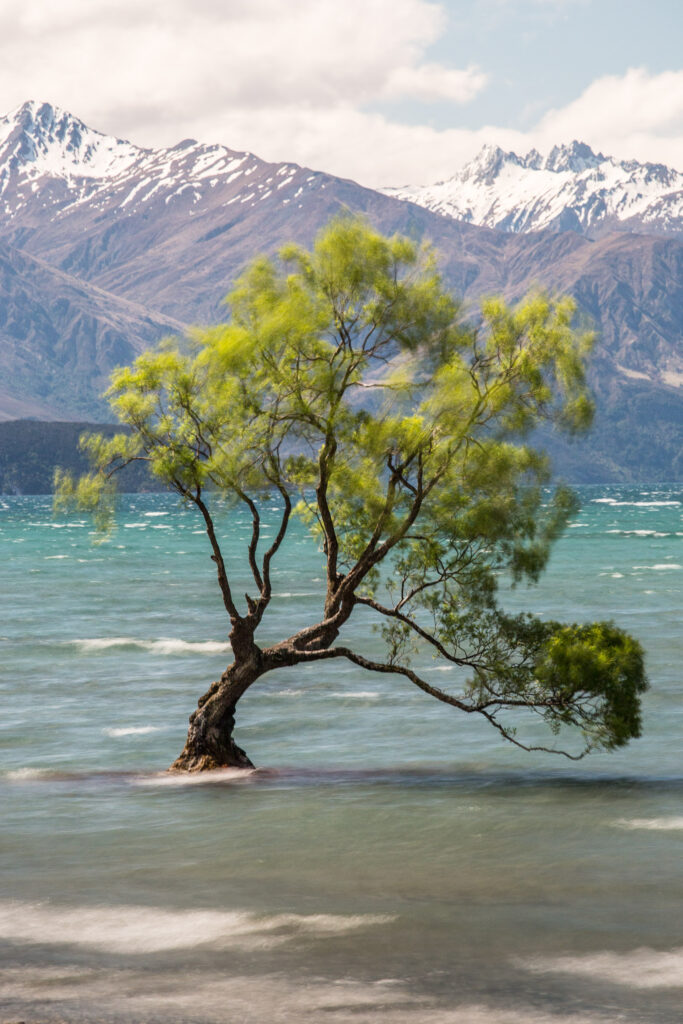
536,67,683,166
186,104,517,186
0,2,681,186
0,0,483,129
190,68,683,187
383,63,487,103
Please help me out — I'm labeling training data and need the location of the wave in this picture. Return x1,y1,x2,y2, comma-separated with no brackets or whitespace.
0,900,393,954
612,817,683,831
605,529,670,537
518,947,683,989
591,498,680,507
0,972,624,1024
71,637,231,655
134,767,258,787
4,767,54,781
6,764,683,793
104,726,162,737
328,691,381,700
632,564,681,571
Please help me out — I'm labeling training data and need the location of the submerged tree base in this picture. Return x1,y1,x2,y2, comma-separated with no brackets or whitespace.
168,664,258,772
169,745,254,773
169,715,255,772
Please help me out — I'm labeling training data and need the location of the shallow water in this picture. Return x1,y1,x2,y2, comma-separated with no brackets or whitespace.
1,486,682,1022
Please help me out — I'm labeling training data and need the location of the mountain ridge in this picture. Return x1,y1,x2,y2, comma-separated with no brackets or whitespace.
383,140,683,239
0,101,680,482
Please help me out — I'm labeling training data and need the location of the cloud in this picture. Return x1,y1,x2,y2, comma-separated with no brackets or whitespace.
383,63,488,103
536,67,683,165
185,104,516,186
188,67,683,187
0,3,681,186
0,0,484,127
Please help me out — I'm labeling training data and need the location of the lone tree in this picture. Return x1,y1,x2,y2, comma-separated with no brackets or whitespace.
56,217,647,771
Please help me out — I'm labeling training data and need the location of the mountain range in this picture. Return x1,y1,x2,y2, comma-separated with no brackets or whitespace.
0,100,681,483
384,140,683,238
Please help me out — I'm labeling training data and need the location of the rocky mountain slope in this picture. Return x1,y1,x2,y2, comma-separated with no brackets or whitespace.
0,239,186,419
383,141,683,239
0,101,681,482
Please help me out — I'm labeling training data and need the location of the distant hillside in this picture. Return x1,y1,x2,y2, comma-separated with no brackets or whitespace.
0,421,156,494
0,414,678,493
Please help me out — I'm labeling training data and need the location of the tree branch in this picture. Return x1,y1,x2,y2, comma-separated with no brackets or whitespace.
259,472,292,612
234,486,264,594
192,491,242,623
281,644,589,760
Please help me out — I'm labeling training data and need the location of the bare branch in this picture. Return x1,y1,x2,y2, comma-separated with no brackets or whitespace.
353,595,477,668
191,491,242,623
283,644,589,760
260,472,292,609
235,487,264,594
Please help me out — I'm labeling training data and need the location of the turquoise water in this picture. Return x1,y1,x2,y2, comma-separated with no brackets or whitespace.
1,487,682,1023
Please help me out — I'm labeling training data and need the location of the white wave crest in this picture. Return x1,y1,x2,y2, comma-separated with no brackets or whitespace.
0,900,393,954
592,498,680,507
148,639,230,655
605,529,669,537
632,564,681,571
143,511,169,516
4,767,52,781
135,768,257,787
104,726,161,737
612,817,683,831
72,637,231,655
518,947,683,989
329,691,381,700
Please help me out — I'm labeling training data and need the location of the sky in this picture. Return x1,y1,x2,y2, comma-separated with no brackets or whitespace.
2,0,682,186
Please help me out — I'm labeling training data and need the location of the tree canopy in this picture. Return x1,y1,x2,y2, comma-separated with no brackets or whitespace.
55,215,647,771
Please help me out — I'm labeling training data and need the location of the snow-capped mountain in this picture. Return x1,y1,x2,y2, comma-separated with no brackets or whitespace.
0,101,681,482
0,101,140,182
383,141,683,237
0,100,325,227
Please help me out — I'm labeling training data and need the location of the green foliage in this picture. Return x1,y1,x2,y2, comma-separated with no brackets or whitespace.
534,621,648,750
54,213,648,758
53,467,116,535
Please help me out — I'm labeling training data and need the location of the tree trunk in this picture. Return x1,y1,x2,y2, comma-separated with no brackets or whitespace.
169,656,261,772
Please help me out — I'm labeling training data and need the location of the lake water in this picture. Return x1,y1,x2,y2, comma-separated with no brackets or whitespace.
1,486,681,1023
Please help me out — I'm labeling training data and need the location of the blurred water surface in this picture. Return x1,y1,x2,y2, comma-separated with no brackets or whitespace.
1,486,681,1023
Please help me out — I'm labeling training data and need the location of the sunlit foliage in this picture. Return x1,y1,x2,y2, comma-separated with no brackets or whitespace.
56,216,647,759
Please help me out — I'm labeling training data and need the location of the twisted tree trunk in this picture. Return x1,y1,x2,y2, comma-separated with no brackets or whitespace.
169,654,263,772
169,618,345,772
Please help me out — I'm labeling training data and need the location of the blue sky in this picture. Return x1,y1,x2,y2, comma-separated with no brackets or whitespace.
2,0,682,185
377,0,682,132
